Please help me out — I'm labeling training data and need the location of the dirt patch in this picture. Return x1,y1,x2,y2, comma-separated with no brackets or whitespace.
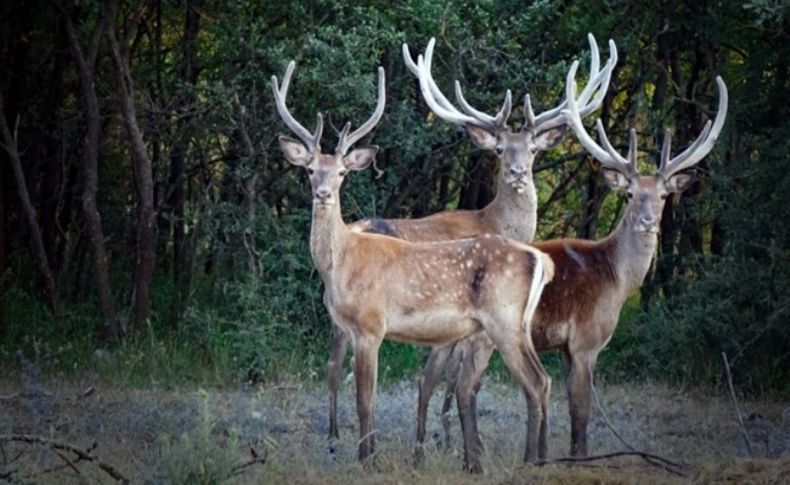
1,378,788,483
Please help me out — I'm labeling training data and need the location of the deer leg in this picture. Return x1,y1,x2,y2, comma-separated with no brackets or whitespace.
455,338,493,474
440,344,463,451
327,325,350,440
354,335,381,464
566,350,596,457
521,341,551,460
415,345,452,461
488,333,549,464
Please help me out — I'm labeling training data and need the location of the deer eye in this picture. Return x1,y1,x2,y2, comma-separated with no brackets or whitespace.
626,190,634,199
660,192,669,200
307,168,315,176
495,146,504,155
338,169,348,177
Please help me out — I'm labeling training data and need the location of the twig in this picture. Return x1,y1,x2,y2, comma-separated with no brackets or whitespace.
0,392,20,401
230,447,268,477
538,450,689,477
53,449,87,484
722,352,753,457
588,365,690,477
0,435,129,483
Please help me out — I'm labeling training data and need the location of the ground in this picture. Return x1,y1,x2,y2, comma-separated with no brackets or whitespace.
1,374,788,483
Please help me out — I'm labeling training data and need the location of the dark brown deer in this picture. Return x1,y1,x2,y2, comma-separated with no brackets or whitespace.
323,36,617,460
272,61,555,472
418,63,728,459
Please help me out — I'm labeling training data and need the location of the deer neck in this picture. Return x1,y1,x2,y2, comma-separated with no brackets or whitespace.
482,174,537,243
310,201,349,281
606,215,659,295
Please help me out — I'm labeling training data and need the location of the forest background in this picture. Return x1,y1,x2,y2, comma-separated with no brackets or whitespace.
0,0,787,397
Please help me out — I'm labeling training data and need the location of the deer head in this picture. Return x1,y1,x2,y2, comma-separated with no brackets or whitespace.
563,62,728,235
404,34,617,193
271,61,385,207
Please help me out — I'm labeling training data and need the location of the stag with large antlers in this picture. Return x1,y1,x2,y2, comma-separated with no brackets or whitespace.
431,62,728,459
272,61,556,471
320,36,616,463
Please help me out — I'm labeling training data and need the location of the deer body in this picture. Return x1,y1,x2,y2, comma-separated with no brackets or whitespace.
355,176,537,243
428,67,728,458
322,37,616,464
273,62,556,471
317,201,551,347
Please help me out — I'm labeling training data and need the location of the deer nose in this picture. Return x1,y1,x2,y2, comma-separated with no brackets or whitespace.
509,166,526,177
640,215,656,226
315,188,331,200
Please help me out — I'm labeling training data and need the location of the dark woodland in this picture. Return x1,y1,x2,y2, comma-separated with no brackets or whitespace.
2,0,788,392
2,0,789,481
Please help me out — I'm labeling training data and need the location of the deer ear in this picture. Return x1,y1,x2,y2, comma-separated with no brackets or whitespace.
533,125,568,150
279,136,311,167
666,171,695,193
465,125,497,150
345,145,378,171
602,169,629,191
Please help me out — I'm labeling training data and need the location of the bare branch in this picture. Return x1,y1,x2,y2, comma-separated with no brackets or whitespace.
0,435,129,483
722,352,753,457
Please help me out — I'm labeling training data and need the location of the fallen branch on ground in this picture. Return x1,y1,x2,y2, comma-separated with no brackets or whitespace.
587,363,690,478
0,434,128,483
538,450,690,477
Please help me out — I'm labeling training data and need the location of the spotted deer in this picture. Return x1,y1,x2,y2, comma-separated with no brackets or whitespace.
322,36,617,461
272,61,556,471
422,62,728,458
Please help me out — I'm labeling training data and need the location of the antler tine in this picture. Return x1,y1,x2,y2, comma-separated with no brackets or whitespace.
626,127,638,168
417,54,487,129
337,66,386,155
410,37,504,132
595,119,637,175
562,60,631,174
659,76,728,178
454,82,513,129
335,121,351,154
271,60,323,152
411,39,460,113
577,39,617,117
531,35,617,132
403,42,419,76
523,94,537,127
660,127,673,169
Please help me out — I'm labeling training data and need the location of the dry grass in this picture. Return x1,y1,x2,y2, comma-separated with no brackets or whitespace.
0,376,788,483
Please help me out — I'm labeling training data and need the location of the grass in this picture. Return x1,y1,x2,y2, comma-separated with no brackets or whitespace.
2,376,788,483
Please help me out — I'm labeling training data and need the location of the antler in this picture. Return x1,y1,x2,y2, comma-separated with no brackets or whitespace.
336,66,387,155
658,76,728,179
271,61,324,153
404,38,512,132
563,59,638,177
524,34,618,132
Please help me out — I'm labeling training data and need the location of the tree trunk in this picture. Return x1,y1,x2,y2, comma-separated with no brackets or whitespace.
576,160,605,239
0,95,58,314
232,93,261,276
107,2,157,332
38,18,70,274
62,3,121,343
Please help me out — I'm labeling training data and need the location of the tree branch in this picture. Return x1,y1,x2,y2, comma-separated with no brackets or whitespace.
0,435,129,483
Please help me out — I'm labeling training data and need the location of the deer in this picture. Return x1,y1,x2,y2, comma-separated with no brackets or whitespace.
322,35,617,460
418,60,729,459
272,60,556,472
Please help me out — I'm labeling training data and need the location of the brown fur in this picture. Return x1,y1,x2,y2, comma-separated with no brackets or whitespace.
530,238,618,350
280,139,555,471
